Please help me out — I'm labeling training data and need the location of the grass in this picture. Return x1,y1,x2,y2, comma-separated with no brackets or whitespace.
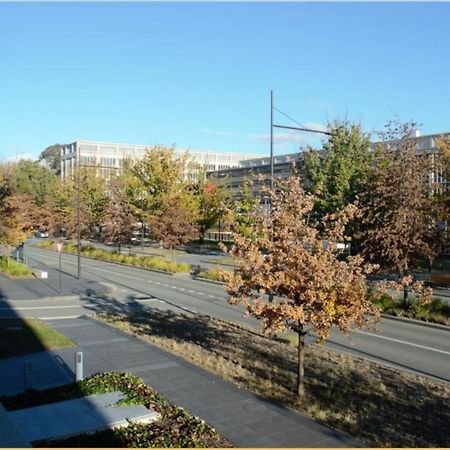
371,291,450,326
1,372,233,448
0,255,32,278
36,241,190,273
0,318,75,359
96,311,450,448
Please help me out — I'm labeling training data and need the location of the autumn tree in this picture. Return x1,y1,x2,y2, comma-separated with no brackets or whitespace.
230,179,260,237
360,121,440,305
221,176,378,398
100,179,136,251
192,170,230,242
148,192,199,259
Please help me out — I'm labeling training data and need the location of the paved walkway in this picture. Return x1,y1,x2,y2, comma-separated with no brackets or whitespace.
0,269,107,301
0,316,362,447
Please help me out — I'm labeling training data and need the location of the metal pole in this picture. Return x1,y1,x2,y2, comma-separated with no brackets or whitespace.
270,90,274,190
141,196,144,252
76,143,81,279
59,251,62,293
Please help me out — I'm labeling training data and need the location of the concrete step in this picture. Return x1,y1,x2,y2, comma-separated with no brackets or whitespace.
8,391,160,443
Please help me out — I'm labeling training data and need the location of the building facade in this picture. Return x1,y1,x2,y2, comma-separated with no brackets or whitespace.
60,140,262,180
209,131,450,198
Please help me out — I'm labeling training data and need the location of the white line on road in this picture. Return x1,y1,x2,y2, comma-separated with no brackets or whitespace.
353,330,450,355
38,315,82,320
0,305,83,310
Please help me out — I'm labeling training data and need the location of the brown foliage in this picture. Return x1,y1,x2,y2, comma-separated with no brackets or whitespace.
221,176,379,397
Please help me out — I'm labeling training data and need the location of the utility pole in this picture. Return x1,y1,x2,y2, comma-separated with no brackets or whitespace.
270,90,274,190
76,143,81,280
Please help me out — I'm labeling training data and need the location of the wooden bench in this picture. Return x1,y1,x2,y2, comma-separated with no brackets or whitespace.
429,274,450,287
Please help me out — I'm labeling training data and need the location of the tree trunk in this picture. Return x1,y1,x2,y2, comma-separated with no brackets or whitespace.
297,324,305,399
172,246,175,263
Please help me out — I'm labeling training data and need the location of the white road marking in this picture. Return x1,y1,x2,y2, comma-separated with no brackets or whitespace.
208,295,215,299
0,305,82,310
135,298,158,303
38,315,81,320
188,290,195,293
197,292,205,296
353,330,450,355
179,288,186,291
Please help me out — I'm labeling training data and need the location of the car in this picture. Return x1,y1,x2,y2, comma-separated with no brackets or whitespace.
35,230,49,238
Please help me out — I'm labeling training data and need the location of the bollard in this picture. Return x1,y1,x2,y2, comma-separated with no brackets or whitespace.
24,360,32,391
75,352,83,381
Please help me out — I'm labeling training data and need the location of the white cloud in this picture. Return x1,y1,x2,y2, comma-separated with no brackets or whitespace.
201,128,235,136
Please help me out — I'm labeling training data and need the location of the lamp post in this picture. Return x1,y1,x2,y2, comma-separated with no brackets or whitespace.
76,143,81,279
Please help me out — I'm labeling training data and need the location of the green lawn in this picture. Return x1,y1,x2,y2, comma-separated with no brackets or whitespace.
0,318,75,359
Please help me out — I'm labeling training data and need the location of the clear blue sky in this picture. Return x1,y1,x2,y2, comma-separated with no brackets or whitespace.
1,2,449,161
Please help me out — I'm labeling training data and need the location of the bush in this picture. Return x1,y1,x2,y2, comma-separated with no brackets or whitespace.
198,268,226,282
0,256,32,278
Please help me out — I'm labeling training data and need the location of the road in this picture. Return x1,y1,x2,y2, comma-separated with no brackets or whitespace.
5,244,450,383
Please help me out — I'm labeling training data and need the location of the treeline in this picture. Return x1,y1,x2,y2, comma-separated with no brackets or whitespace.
0,120,449,273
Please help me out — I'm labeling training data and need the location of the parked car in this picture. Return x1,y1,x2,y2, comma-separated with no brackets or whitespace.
35,230,49,238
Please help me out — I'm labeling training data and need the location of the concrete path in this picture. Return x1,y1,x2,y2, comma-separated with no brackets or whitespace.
9,392,159,443
0,316,363,447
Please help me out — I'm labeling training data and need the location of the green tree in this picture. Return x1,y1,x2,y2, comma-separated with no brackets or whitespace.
12,159,58,207
39,144,62,174
300,120,372,223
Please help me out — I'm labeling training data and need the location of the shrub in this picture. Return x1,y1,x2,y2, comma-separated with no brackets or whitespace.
0,256,32,278
198,268,226,282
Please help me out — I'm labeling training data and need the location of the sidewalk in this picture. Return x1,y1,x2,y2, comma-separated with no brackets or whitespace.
0,316,362,447
0,270,107,301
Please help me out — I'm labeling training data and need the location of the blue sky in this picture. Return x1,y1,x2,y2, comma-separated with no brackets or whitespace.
1,2,449,161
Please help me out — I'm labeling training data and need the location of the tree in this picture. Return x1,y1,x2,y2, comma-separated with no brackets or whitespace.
148,192,199,259
221,176,378,398
11,159,58,207
230,179,260,237
300,120,372,233
39,144,62,175
124,145,189,214
100,179,136,251
192,171,230,242
360,121,440,305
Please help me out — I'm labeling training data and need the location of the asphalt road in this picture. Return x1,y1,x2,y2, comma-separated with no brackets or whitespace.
8,244,450,383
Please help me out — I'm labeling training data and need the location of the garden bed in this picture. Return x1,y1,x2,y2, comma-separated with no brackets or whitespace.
1,372,233,448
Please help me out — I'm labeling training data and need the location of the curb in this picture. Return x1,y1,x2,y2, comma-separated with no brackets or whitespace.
380,313,450,331
193,276,226,286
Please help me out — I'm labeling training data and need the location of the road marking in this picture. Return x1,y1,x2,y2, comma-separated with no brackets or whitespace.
179,287,186,291
0,305,82,310
38,315,81,320
135,298,158,303
197,292,205,296
188,290,195,293
353,330,450,355
208,295,216,299
147,280,153,283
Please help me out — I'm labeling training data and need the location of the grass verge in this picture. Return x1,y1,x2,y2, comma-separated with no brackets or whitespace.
0,318,75,359
0,255,32,278
36,241,190,273
1,372,233,448
96,311,450,448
